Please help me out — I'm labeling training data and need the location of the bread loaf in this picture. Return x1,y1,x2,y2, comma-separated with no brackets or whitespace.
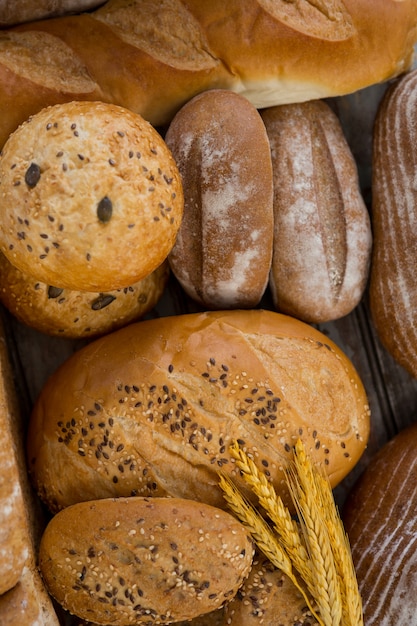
0,253,169,339
165,89,273,309
342,423,417,625
0,0,105,27
27,309,370,514
0,0,412,148
370,69,417,379
0,315,59,623
0,100,183,292
261,100,372,323
38,496,254,624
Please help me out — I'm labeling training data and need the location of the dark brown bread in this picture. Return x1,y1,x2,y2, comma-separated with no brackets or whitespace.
165,89,274,309
27,309,370,514
0,0,413,147
343,423,417,625
370,69,417,379
262,100,372,323
39,496,254,624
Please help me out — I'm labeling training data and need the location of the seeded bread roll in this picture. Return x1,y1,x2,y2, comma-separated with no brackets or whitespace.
224,553,319,625
0,0,414,149
27,309,370,514
0,100,183,292
342,423,417,625
39,496,254,625
261,100,372,324
0,253,169,338
165,89,274,309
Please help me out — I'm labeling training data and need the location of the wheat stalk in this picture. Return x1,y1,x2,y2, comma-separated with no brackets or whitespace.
219,438,363,626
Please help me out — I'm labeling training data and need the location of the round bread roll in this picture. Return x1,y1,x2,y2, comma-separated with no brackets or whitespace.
165,89,274,309
39,496,254,625
27,309,370,514
342,423,417,625
224,553,319,625
261,100,372,324
0,252,169,339
0,100,183,292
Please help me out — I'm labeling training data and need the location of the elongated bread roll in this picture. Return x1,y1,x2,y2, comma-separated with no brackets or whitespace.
370,69,417,379
39,496,254,624
27,309,370,514
343,423,417,625
0,0,413,148
165,89,274,309
262,100,372,323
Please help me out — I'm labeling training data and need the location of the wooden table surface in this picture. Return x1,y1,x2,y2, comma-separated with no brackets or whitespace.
3,75,417,519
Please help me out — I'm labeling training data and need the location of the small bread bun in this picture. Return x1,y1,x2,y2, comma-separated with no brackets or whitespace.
165,89,274,309
261,100,372,324
0,252,169,339
39,496,254,625
0,100,183,292
27,309,370,514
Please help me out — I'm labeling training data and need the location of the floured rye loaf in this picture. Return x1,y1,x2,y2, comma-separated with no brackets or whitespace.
343,423,417,625
38,496,254,625
262,100,372,324
370,69,417,380
27,309,371,514
165,89,274,309
0,100,183,292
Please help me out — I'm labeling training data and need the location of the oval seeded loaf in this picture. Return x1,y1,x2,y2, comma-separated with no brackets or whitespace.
39,496,254,624
27,309,370,514
342,423,417,625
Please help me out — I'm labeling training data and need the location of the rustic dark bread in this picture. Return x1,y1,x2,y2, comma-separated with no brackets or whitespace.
27,309,370,514
0,1,412,148
342,423,417,625
0,253,169,338
0,100,183,293
369,69,417,380
261,100,372,324
0,0,105,27
39,496,254,625
224,553,319,625
0,315,59,623
165,89,273,309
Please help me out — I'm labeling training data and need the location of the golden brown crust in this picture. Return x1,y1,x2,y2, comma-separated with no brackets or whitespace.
0,0,411,144
0,254,169,339
262,100,372,323
370,69,417,379
39,496,254,624
165,89,273,309
0,0,105,27
27,309,370,514
0,101,183,292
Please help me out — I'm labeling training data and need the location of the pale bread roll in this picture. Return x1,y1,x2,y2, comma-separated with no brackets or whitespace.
27,309,370,514
0,100,183,292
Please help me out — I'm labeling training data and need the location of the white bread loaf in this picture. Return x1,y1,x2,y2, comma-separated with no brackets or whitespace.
343,423,417,625
27,309,370,514
262,100,372,323
165,89,274,309
0,0,413,148
0,100,183,293
38,496,254,624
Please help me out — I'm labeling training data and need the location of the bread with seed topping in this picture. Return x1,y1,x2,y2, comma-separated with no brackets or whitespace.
0,100,183,292
27,309,370,514
38,496,254,624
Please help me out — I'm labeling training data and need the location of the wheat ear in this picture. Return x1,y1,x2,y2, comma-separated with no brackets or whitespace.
218,472,324,626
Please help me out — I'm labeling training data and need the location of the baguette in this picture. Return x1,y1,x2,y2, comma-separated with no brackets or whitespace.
27,309,370,514
0,0,412,148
